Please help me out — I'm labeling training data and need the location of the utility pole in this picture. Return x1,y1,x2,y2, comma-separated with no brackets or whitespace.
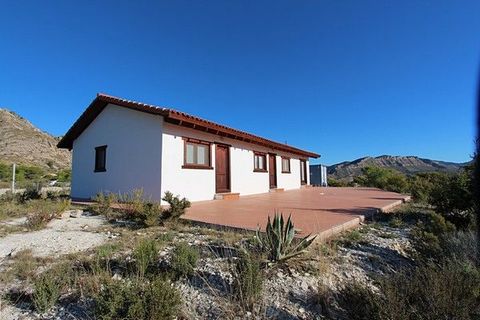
11,163,15,193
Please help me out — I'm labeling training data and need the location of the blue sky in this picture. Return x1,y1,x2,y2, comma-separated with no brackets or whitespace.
0,1,478,165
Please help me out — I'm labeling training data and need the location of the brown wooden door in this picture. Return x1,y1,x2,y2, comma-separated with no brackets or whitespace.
269,154,277,188
300,160,307,185
215,144,230,193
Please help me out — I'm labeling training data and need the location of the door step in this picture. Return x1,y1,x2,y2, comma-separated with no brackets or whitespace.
214,193,240,200
269,188,284,192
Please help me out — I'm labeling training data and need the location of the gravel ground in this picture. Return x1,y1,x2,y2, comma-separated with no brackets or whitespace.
0,211,107,259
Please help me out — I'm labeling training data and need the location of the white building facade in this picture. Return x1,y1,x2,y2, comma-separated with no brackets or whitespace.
59,94,319,204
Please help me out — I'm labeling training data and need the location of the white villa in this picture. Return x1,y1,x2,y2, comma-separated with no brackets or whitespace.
58,94,320,203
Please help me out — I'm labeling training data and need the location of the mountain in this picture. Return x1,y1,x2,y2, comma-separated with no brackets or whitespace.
0,108,71,170
328,155,467,180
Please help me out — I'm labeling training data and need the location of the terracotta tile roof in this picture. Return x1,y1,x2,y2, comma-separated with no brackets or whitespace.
57,93,320,158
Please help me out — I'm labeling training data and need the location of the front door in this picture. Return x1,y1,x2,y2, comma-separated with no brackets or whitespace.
300,160,307,185
215,144,230,193
269,154,277,188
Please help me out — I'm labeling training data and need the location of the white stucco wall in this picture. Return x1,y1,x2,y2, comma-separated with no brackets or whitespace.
160,123,310,203
71,104,163,201
70,104,313,204
160,124,216,203
276,157,301,190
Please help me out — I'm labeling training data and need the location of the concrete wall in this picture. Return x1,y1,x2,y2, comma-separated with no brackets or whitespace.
71,104,163,201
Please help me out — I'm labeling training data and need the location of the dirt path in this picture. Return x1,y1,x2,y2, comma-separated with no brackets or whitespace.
0,212,108,260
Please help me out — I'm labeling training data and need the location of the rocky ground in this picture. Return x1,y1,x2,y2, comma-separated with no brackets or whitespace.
171,222,413,320
0,211,414,320
0,210,107,259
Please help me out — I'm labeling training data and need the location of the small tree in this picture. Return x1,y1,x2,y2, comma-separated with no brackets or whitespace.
162,191,191,220
354,166,408,193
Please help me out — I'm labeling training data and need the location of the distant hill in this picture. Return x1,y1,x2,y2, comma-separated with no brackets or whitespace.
0,108,71,170
328,155,467,180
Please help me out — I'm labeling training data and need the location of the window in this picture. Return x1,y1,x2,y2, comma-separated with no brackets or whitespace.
253,152,267,172
183,138,212,169
281,157,291,173
94,145,107,172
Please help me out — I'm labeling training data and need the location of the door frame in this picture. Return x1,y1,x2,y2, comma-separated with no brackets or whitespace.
215,144,231,193
268,153,277,189
300,159,307,185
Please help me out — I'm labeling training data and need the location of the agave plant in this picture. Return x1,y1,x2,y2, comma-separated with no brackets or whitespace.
255,212,316,262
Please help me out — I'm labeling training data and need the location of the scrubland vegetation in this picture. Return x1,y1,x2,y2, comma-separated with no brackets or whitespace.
0,158,478,319
0,187,71,235
324,158,479,320
0,162,71,188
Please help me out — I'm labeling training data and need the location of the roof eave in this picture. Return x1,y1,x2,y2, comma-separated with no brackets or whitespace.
57,93,320,159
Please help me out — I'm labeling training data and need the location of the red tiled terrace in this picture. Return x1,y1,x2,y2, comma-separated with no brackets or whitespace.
183,187,410,240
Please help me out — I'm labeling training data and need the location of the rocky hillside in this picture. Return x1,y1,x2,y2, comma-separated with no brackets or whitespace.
0,108,71,170
328,155,466,180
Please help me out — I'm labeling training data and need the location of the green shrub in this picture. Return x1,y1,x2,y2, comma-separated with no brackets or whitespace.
92,243,120,275
139,202,162,227
133,239,158,278
353,166,408,193
409,210,456,261
440,230,478,264
20,165,45,181
339,282,383,320
26,199,70,230
388,205,475,263
231,251,263,312
94,277,181,320
337,229,366,247
57,169,71,182
428,169,474,229
92,192,117,219
94,190,162,227
20,184,42,203
338,261,480,320
388,217,404,228
406,166,475,230
45,189,69,200
408,172,443,203
327,178,351,187
32,264,73,313
117,189,145,220
157,231,175,242
0,162,10,181
255,213,316,262
170,242,199,279
162,191,191,220
33,273,61,313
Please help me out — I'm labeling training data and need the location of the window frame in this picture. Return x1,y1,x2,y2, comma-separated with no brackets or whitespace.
253,151,267,172
281,157,291,173
182,137,213,169
94,145,107,172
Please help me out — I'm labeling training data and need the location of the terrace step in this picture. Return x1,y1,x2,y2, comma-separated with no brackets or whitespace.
269,188,284,192
214,192,240,200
